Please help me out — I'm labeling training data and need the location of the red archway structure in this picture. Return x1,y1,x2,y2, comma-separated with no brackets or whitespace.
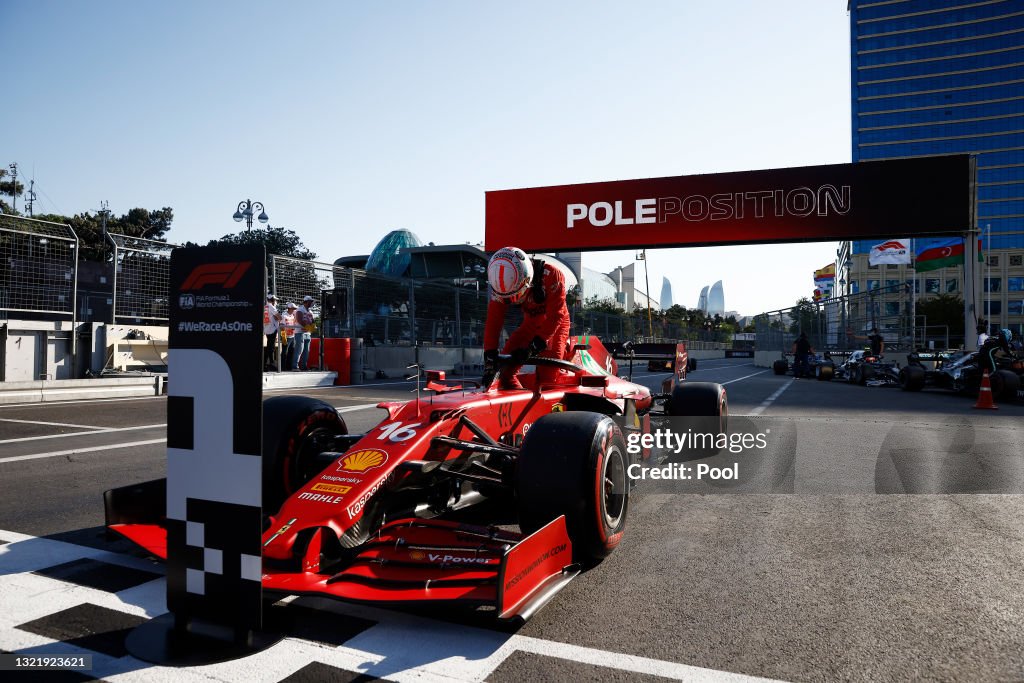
485,154,981,348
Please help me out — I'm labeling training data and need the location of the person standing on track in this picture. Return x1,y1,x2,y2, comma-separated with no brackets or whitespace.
482,247,570,389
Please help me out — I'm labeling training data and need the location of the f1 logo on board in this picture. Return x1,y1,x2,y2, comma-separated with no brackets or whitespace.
181,262,253,291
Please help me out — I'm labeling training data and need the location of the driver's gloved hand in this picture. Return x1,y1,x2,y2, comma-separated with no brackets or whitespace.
482,349,498,387
510,347,530,364
528,336,547,356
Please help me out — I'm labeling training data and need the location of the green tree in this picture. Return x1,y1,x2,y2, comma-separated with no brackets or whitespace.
0,167,25,215
788,297,824,336
580,295,625,315
189,226,317,262
31,207,174,262
916,293,965,339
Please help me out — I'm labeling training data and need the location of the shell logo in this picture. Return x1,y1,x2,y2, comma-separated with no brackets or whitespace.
337,449,388,473
409,550,426,561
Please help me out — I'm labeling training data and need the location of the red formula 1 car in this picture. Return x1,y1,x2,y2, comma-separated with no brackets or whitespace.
105,336,727,621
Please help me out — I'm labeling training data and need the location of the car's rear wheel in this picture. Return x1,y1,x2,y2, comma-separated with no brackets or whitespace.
899,366,925,391
816,364,834,381
516,412,628,565
860,365,875,385
666,382,727,457
772,359,788,375
262,396,348,512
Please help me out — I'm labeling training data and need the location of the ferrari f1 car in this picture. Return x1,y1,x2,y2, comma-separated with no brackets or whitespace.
104,336,727,622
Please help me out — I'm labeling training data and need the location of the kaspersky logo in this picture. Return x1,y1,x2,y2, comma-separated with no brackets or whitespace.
180,262,253,290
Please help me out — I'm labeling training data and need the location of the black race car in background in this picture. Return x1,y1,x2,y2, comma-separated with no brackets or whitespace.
772,352,836,380
900,347,1023,402
834,350,901,386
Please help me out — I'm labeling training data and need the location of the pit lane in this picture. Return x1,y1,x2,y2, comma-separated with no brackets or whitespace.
1,357,1023,681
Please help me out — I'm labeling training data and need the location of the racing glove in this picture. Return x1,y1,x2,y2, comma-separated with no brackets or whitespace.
528,335,547,356
482,349,499,387
510,346,531,365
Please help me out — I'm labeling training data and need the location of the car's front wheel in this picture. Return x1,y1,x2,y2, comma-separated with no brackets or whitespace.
262,396,348,513
516,412,629,565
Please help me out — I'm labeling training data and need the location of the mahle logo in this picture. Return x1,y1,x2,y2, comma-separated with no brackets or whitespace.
180,261,252,290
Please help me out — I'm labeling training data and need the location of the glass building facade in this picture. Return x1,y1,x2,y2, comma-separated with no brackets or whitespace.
847,0,1024,337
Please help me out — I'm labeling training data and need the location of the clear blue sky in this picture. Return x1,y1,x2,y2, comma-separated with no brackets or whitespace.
1,1,850,316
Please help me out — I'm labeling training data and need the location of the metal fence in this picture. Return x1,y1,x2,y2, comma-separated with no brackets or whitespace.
0,214,78,319
573,310,732,346
755,282,961,354
108,233,177,324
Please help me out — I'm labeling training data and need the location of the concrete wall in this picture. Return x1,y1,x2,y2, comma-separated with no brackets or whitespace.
0,376,163,404
1,320,76,382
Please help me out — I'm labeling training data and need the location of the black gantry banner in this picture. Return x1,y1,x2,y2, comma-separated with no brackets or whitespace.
165,245,265,633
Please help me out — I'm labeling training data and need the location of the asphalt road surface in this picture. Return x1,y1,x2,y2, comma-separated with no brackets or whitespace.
1,358,1023,682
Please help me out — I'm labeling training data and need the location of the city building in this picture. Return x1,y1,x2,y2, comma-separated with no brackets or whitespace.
841,1,1024,340
660,277,674,310
707,281,725,315
695,281,725,315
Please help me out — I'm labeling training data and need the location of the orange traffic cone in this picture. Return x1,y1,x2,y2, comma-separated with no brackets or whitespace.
973,369,998,410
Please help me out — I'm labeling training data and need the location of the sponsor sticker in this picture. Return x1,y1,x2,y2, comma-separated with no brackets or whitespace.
297,492,345,504
311,482,351,495
337,448,388,473
551,403,565,412
345,474,392,519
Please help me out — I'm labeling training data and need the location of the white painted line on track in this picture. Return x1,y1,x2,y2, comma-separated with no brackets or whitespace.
0,423,166,445
0,417,107,429
0,395,166,409
337,403,380,413
512,635,782,682
0,438,166,464
721,370,769,385
750,379,795,416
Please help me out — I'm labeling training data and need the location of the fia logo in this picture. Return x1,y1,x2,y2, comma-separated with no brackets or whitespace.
179,293,195,310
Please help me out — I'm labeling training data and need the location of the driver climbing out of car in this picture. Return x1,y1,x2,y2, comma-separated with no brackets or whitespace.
979,328,1013,374
482,246,570,389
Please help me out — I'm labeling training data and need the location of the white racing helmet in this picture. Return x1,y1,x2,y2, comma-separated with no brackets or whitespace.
487,247,533,303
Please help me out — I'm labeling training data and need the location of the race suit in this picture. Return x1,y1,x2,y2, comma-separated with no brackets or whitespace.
483,262,570,386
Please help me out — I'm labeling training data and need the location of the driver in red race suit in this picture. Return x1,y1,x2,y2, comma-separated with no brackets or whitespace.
482,246,570,389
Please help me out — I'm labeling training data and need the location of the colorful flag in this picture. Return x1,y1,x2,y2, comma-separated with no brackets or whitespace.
914,238,963,272
813,264,835,292
868,239,911,266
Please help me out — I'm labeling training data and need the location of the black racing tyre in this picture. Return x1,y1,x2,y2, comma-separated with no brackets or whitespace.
772,359,788,375
688,357,698,372
991,370,1020,403
816,364,834,381
849,365,861,385
516,412,629,565
899,366,926,392
262,396,348,512
666,382,728,457
860,365,875,385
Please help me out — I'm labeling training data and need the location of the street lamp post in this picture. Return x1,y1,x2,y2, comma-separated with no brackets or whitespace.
232,199,269,230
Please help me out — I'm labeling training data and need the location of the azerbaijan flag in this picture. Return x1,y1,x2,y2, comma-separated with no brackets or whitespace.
915,238,963,272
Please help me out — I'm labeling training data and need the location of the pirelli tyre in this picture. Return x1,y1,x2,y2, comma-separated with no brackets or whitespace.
666,382,728,457
772,359,788,375
516,412,628,565
262,396,348,512
899,366,926,392
688,357,698,372
990,370,1021,403
815,364,834,381
859,365,876,385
